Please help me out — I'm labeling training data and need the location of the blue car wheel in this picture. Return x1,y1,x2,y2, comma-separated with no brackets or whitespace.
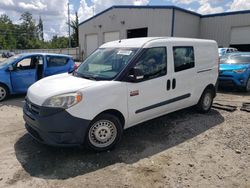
0,84,9,101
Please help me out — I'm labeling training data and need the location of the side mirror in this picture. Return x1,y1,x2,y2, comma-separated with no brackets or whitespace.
127,67,144,82
8,65,14,71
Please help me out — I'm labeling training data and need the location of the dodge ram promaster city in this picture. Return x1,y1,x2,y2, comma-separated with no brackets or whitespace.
23,37,219,151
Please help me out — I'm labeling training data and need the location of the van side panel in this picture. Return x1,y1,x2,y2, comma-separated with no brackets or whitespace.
192,42,219,103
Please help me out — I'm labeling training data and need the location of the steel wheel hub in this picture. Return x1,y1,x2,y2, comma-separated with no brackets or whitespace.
95,126,112,142
88,120,117,148
203,93,212,110
0,87,6,101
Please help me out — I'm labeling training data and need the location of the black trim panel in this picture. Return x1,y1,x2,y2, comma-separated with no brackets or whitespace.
135,93,191,114
23,101,91,146
197,68,212,73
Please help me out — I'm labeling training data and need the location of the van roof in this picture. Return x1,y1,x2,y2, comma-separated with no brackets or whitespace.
100,37,217,48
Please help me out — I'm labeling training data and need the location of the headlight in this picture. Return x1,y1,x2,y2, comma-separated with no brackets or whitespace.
233,69,246,73
43,92,82,109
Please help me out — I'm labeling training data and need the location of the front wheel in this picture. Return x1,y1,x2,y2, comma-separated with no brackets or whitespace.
0,84,9,102
85,113,123,151
196,88,214,113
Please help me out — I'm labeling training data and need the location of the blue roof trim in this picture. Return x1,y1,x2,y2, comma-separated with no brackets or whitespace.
78,5,201,26
202,9,250,18
78,5,250,26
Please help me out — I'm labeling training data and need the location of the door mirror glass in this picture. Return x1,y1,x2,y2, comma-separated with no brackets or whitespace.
8,65,14,71
128,67,144,82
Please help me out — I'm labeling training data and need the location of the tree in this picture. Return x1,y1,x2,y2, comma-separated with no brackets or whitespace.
19,12,37,40
17,12,43,49
70,11,79,47
0,14,12,24
0,12,71,50
0,14,16,49
50,35,68,48
37,16,44,41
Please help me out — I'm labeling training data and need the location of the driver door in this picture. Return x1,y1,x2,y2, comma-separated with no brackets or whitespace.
126,47,175,126
10,56,38,93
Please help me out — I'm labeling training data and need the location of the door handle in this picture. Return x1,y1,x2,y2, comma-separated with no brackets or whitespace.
172,78,176,89
166,79,171,90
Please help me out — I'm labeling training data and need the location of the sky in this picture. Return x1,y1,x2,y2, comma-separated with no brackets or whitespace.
0,0,250,40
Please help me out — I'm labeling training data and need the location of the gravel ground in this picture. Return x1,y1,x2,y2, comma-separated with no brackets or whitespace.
0,90,249,188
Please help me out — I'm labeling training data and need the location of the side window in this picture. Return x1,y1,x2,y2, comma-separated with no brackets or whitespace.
173,46,195,72
134,47,167,81
46,56,68,67
16,56,39,70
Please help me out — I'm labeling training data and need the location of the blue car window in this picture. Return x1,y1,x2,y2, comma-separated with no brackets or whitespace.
46,56,69,67
16,56,39,70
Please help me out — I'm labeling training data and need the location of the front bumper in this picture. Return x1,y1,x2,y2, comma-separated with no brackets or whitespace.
218,73,248,88
23,99,91,146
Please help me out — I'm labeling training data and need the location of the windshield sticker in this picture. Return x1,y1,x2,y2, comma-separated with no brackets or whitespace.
117,50,133,56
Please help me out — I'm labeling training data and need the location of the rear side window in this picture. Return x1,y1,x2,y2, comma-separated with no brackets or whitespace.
46,56,69,67
173,47,195,72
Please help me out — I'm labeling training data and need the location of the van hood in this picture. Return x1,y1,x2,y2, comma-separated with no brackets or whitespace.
27,73,96,105
220,63,249,71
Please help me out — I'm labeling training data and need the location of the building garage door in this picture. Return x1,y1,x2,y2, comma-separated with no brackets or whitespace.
104,31,120,43
86,34,98,56
230,26,250,51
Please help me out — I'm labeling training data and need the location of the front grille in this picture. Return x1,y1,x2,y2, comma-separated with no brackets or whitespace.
219,75,233,78
219,80,235,87
26,99,41,115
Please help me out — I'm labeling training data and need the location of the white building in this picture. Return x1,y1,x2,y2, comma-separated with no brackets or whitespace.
78,5,250,58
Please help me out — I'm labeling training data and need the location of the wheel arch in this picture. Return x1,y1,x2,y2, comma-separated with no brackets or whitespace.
203,84,216,98
94,109,125,128
0,82,10,93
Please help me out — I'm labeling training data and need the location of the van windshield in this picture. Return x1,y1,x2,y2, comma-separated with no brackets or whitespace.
75,48,138,80
220,54,250,64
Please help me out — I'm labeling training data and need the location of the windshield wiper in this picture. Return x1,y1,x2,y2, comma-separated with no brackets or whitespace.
74,71,97,80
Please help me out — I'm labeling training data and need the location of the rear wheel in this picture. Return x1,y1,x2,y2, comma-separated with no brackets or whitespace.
85,113,122,151
245,77,250,92
196,88,214,113
0,84,9,102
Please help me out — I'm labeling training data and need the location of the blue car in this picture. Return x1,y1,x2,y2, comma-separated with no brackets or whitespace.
219,52,250,91
0,53,75,101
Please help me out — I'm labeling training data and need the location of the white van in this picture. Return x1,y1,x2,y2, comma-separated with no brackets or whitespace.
23,37,219,151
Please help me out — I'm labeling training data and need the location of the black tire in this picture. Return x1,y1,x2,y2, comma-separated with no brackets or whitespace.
245,77,250,92
0,84,9,102
196,88,214,113
85,113,123,151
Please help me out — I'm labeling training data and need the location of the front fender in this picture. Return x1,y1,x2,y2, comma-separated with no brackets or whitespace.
0,70,12,93
66,81,128,125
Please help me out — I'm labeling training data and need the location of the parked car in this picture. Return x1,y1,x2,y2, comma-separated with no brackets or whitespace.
1,51,15,58
0,53,75,101
219,52,250,91
218,47,238,57
23,37,218,151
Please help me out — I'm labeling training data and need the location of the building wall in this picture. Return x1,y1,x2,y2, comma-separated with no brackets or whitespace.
79,8,173,57
173,10,200,38
79,7,250,58
200,13,250,47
